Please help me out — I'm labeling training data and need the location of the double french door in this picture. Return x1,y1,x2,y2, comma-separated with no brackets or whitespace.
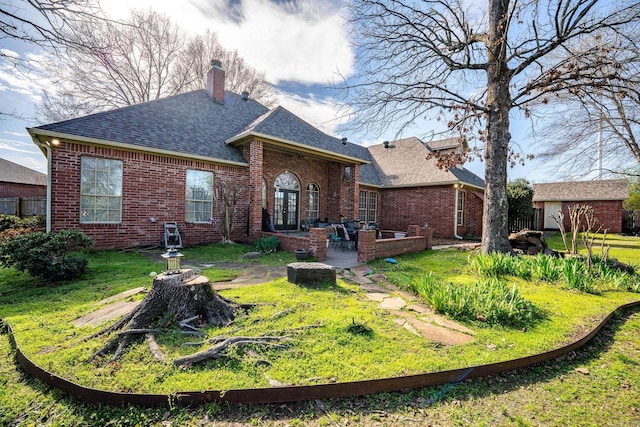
273,189,299,230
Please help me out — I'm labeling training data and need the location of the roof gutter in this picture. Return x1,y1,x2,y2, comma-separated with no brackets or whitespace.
225,131,370,165
27,128,250,168
357,180,485,191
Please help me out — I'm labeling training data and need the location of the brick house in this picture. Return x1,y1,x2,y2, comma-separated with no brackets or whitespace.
533,179,629,233
27,61,484,249
0,157,47,216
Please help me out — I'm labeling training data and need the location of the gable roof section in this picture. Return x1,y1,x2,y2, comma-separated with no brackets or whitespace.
425,136,468,152
360,137,484,189
227,106,372,164
0,157,46,186
30,90,269,165
532,179,629,202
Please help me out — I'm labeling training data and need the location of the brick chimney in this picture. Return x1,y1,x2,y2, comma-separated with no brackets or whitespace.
206,59,225,104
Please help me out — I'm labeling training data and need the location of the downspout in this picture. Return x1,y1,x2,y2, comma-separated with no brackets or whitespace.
454,184,463,240
31,136,52,232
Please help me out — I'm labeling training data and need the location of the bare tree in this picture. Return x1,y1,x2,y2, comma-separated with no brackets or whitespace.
38,9,186,121
171,30,275,106
534,59,640,178
0,0,105,117
345,0,640,254
38,11,275,122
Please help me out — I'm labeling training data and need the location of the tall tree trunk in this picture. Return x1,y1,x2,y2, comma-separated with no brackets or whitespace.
482,0,514,255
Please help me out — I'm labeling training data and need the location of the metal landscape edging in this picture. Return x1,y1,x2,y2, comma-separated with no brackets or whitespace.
4,299,640,407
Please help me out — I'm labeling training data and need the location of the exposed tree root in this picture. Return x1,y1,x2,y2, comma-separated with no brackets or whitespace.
173,336,286,367
146,334,166,363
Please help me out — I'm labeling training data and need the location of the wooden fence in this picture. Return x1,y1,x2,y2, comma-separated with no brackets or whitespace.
0,197,46,217
508,208,542,233
622,210,639,233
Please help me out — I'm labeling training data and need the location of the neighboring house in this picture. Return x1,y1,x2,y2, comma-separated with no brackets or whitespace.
27,61,484,249
0,157,47,216
533,179,629,233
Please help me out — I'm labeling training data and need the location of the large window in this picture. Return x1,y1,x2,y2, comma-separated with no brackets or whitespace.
186,170,213,223
306,183,319,222
80,157,122,223
457,191,465,226
358,190,378,223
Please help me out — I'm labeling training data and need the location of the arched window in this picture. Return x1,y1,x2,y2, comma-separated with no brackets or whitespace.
306,183,319,223
274,171,300,190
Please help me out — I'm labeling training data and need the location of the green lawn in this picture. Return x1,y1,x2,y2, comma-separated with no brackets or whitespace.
1,235,639,426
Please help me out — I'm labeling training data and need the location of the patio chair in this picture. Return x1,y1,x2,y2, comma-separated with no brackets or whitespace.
334,224,348,251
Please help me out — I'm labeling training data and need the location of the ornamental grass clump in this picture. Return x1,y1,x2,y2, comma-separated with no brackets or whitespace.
406,273,542,328
469,251,524,278
562,257,598,294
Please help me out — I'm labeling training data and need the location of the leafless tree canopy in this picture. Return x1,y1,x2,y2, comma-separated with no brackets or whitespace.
534,40,640,177
173,30,275,106
38,10,275,122
0,0,103,55
345,0,640,253
0,0,105,117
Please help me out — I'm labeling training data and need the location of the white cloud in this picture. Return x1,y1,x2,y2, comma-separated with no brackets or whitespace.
100,0,354,85
0,138,40,153
275,89,350,136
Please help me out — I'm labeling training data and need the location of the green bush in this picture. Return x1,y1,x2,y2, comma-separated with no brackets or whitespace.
0,214,45,231
0,229,94,282
255,235,279,253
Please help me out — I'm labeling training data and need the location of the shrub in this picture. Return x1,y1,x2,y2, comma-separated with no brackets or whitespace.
0,214,46,243
0,229,94,282
406,272,542,328
255,235,279,253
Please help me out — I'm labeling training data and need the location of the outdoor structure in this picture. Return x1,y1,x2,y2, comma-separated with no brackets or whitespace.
27,60,484,253
533,179,629,233
0,157,47,217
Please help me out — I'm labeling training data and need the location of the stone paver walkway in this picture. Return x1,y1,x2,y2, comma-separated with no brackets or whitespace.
74,287,146,327
342,265,475,346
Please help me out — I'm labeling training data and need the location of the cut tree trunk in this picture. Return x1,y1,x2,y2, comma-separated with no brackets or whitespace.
92,270,238,361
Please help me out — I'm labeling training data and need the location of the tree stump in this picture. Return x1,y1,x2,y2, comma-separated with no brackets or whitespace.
92,269,238,361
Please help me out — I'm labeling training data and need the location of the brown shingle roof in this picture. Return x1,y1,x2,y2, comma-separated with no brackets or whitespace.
0,157,47,186
532,179,629,202
362,137,484,188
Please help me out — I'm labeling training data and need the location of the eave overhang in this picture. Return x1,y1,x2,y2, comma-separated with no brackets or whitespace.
226,131,370,165
27,128,249,167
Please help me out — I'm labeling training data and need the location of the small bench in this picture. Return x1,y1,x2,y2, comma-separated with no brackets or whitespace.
287,262,336,287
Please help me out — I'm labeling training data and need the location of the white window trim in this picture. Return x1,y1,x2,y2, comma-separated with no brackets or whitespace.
186,169,214,223
80,156,123,224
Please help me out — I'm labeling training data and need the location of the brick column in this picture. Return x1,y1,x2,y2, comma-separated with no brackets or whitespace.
357,229,377,262
407,224,420,237
246,139,264,241
419,227,433,249
309,227,327,261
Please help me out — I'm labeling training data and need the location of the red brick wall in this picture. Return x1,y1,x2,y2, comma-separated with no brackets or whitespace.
262,149,352,224
50,141,250,249
357,227,433,263
536,200,623,233
0,182,46,198
563,201,623,233
378,186,483,239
